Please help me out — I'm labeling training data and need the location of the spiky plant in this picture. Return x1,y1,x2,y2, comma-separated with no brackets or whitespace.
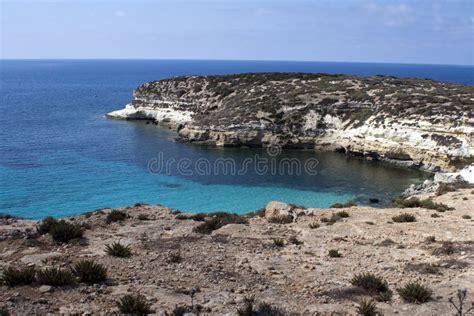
397,282,432,303
36,267,75,286
116,294,153,315
0,266,36,287
72,260,107,284
105,242,132,258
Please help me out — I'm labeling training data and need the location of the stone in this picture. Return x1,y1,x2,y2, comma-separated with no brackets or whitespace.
39,285,53,293
265,201,294,222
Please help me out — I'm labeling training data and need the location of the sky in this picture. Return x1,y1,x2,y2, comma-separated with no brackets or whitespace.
0,0,473,65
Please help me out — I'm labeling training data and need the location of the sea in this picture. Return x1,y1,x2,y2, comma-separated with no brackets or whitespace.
1,59,472,219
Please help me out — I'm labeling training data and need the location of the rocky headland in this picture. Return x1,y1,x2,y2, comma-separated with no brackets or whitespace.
107,73,474,173
0,189,473,315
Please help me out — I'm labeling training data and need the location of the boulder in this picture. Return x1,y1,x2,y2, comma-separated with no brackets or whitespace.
265,201,294,222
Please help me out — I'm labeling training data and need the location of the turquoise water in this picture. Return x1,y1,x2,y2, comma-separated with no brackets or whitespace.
2,59,465,219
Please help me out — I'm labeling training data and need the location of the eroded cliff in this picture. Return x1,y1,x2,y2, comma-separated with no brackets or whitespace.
107,73,474,172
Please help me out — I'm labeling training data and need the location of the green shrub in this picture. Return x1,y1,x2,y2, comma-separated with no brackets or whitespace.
1,266,36,286
36,267,75,286
49,220,84,242
431,213,441,218
331,202,357,208
169,305,195,316
106,210,128,223
167,252,183,264
273,238,285,247
288,236,303,245
336,211,350,218
356,299,378,316
424,236,436,243
137,214,149,221
0,214,18,220
189,213,206,221
237,296,286,316
134,203,148,207
245,208,266,218
462,215,471,219
105,242,132,258
351,273,392,301
193,212,248,234
267,215,293,224
309,222,320,229
392,197,453,212
397,282,432,303
73,260,107,284
0,307,9,316
37,216,58,235
117,294,153,315
175,214,189,220
392,213,416,223
328,249,342,258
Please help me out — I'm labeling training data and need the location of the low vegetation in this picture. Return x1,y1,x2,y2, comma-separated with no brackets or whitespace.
167,252,183,264
36,267,75,286
0,266,36,287
268,215,293,224
288,236,303,245
432,241,457,256
273,238,285,247
193,212,248,234
351,273,392,301
245,208,266,218
392,213,416,223
392,197,453,212
356,299,378,316
49,220,84,242
137,214,149,221
72,260,107,284
116,294,153,315
397,282,432,303
237,296,287,316
37,217,84,242
328,249,342,258
336,211,350,218
36,216,58,234
106,210,128,223
105,242,132,258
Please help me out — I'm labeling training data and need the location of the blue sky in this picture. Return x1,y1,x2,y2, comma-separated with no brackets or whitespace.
1,0,473,65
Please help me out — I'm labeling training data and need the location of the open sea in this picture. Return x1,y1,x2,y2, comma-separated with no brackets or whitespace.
1,59,472,219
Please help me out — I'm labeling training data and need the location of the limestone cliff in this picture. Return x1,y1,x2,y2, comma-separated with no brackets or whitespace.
107,73,474,172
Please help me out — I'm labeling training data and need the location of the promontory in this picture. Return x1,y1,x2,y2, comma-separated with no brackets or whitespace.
107,73,474,173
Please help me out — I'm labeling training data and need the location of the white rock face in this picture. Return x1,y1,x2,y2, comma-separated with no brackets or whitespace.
107,103,193,124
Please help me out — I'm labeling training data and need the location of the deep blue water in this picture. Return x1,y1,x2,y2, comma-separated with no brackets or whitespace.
2,59,471,219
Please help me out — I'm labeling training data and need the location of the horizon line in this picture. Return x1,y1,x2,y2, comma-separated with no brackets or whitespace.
1,58,473,68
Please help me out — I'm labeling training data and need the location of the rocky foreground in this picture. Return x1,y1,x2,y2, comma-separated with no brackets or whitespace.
1,189,473,315
107,73,474,172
